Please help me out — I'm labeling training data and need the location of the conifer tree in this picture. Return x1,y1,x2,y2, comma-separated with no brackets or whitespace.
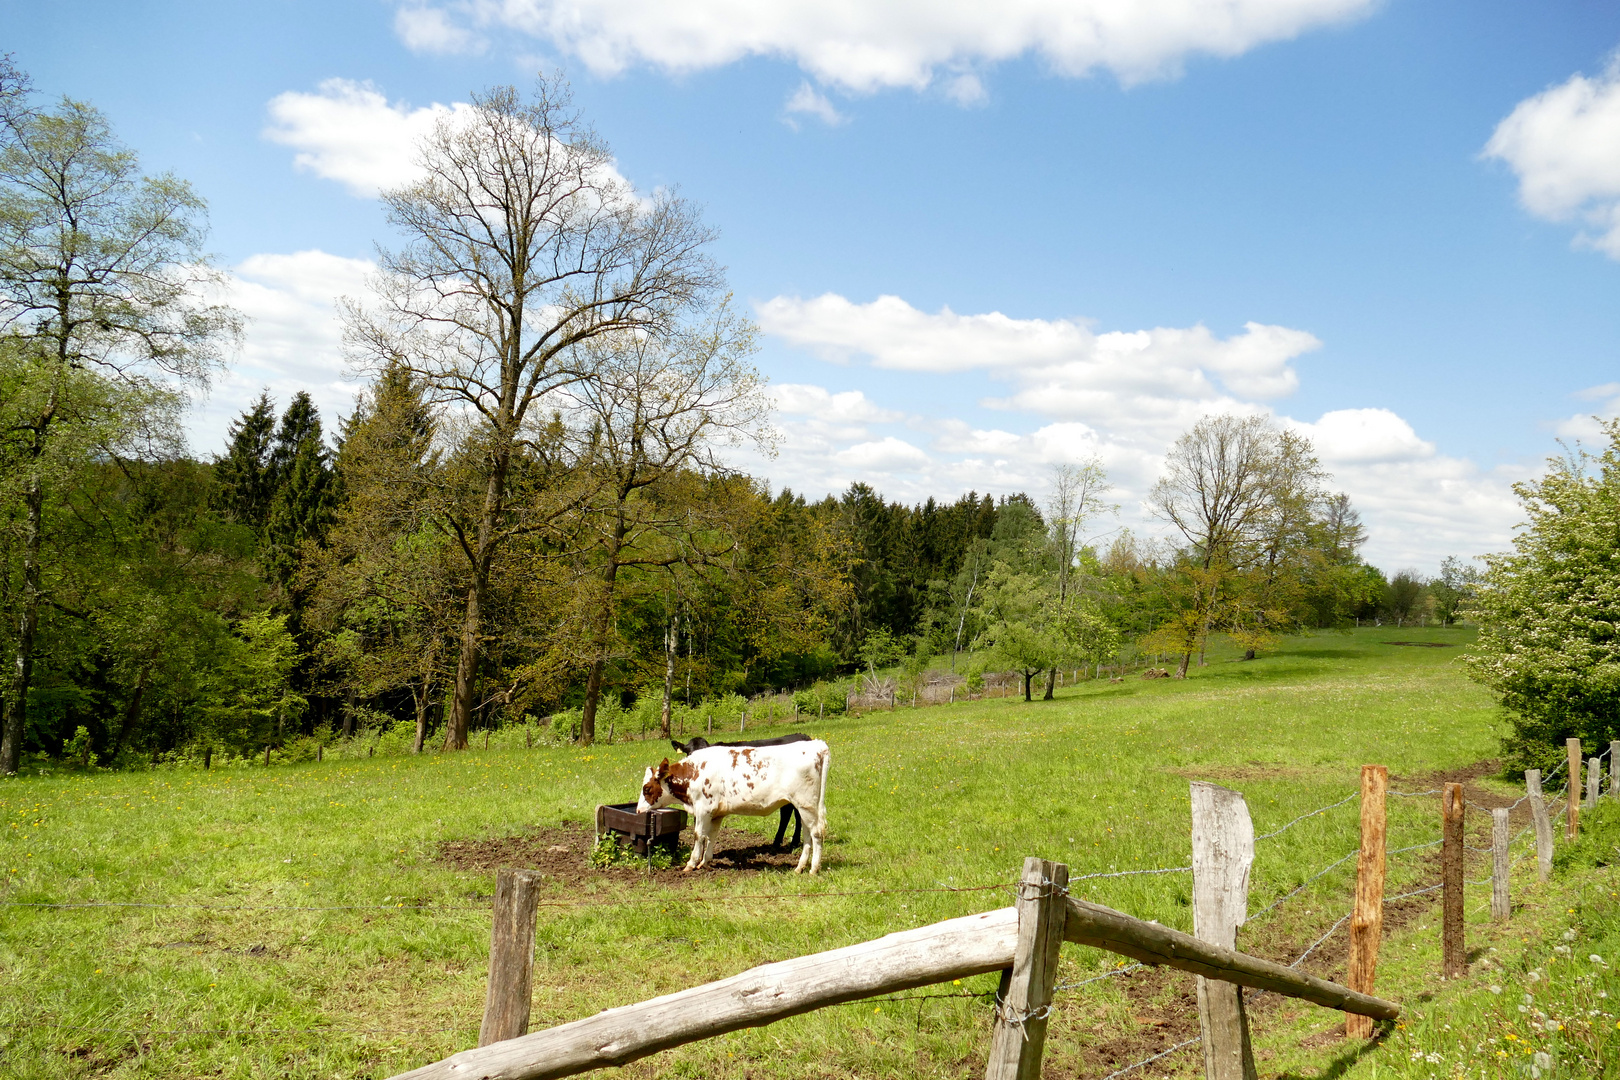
212,392,277,530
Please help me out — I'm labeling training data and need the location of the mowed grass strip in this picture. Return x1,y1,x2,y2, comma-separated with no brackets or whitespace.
1,627,1550,1079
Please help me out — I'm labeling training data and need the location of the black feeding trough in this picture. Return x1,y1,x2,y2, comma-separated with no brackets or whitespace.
595,802,687,857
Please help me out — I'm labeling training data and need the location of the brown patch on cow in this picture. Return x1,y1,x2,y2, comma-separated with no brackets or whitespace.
640,777,663,806
664,758,698,805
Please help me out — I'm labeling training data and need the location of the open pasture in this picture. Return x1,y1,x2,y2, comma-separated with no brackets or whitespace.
7,627,1614,1079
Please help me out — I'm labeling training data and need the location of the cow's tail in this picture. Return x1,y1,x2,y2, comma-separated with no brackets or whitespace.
813,746,830,837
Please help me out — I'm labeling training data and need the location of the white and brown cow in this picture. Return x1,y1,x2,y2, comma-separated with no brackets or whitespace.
637,739,830,874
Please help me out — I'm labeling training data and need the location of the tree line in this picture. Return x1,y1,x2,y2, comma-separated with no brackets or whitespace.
0,63,1442,772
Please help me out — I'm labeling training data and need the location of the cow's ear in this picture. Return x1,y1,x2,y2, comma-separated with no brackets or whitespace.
656,758,670,778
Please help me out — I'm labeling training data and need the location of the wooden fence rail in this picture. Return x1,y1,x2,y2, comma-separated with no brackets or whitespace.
387,860,1398,1080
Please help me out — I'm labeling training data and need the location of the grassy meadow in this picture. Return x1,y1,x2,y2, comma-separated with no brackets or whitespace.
3,626,1619,1079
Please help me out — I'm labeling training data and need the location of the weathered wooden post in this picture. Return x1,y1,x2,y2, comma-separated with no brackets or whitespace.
1526,769,1553,883
1441,783,1466,979
203,747,211,770
1567,738,1582,839
1587,757,1601,809
526,727,533,750
264,744,272,767
985,857,1068,1080
1346,764,1386,1039
317,744,323,762
1490,808,1511,922
481,869,543,1047
1190,781,1257,1080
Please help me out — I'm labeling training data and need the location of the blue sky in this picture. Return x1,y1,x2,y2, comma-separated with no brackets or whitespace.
7,0,1620,571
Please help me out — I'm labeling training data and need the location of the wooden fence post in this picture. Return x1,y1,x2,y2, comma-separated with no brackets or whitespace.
1567,738,1582,839
1526,769,1553,883
264,744,272,767
1612,742,1619,799
985,857,1068,1080
1441,783,1466,980
317,744,323,763
1190,781,1257,1080
1490,808,1510,922
1346,764,1386,1039
1587,757,1601,809
480,868,543,1047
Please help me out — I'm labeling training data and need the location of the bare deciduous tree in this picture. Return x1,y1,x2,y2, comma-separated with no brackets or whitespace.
1149,414,1323,677
345,77,722,750
1042,458,1115,698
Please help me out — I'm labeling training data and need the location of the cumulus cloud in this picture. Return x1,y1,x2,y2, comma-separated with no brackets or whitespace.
783,82,846,128
395,4,488,54
189,250,375,455
741,291,1521,571
757,293,1318,426
1554,382,1620,441
1484,53,1620,257
264,79,474,197
392,0,1376,93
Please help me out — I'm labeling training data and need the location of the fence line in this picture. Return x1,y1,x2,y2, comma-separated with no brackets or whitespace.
1253,791,1359,840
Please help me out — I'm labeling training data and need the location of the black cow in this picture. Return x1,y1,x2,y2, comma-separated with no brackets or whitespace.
669,733,812,850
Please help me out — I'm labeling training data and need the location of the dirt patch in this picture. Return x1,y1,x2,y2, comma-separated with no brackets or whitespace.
1382,641,1455,648
436,823,806,889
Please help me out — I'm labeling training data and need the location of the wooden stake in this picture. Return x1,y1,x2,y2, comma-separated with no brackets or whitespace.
1346,764,1386,1039
480,869,543,1047
1567,738,1582,839
526,727,532,750
1490,808,1510,923
203,747,210,770
985,857,1068,1080
264,745,271,767
1526,769,1553,883
1587,757,1601,809
317,744,323,763
1441,783,1466,980
1190,781,1257,1080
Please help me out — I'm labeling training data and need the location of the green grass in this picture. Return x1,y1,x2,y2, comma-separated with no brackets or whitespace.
1,626,1616,1078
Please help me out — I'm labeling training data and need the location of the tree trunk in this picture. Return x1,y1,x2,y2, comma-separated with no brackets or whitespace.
660,613,676,738
413,682,430,754
1042,668,1056,700
1176,650,1192,679
1023,670,1033,701
447,446,511,752
0,467,45,776
447,582,481,750
111,662,153,759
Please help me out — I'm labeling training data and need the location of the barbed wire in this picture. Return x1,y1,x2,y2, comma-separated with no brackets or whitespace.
1247,848,1358,924
1253,791,1359,841
1290,911,1352,968
1098,1035,1203,1080
1054,963,1145,993
0,879,1020,915
1069,866,1193,884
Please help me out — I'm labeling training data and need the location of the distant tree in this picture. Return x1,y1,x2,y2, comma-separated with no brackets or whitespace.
1149,415,1324,677
261,392,337,587
1383,570,1428,626
344,75,720,750
1429,556,1480,627
0,66,237,773
1467,421,1620,771
1041,458,1114,698
212,392,278,530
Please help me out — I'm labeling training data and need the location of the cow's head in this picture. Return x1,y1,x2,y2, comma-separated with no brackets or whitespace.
638,759,674,813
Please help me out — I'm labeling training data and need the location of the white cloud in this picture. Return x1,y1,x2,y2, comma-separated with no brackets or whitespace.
264,79,475,197
741,291,1523,572
395,4,488,54
783,82,846,128
772,383,899,423
757,293,1318,426
393,0,1376,93
189,250,375,455
1484,53,1620,258
1554,381,1620,441
1290,408,1435,465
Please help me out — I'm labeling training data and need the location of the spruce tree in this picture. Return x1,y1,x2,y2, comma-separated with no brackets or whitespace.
262,393,335,586
212,392,277,530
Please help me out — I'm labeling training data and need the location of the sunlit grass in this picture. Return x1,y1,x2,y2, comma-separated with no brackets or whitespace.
3,626,1615,1077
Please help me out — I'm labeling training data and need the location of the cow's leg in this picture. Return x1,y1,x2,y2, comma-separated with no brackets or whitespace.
793,802,821,873
772,805,800,850
685,814,712,871
790,806,802,849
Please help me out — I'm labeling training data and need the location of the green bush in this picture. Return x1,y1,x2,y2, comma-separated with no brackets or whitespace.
549,708,582,743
